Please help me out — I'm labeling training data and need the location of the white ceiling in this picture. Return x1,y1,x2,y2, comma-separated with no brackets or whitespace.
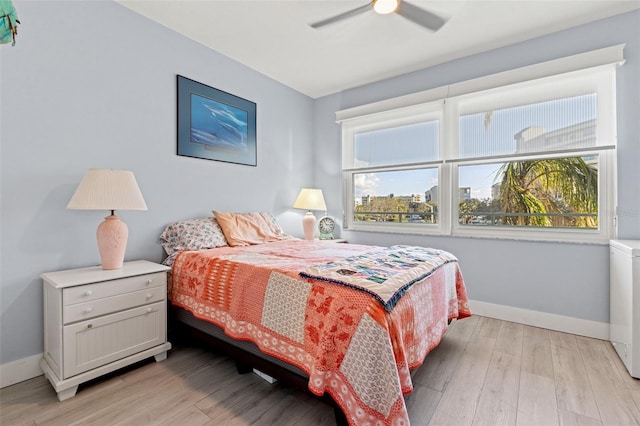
116,0,640,98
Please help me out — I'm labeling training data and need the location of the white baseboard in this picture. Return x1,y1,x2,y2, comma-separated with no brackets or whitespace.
469,300,610,340
0,302,610,388
0,353,43,389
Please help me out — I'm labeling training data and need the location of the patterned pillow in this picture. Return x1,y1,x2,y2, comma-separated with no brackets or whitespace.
159,217,228,255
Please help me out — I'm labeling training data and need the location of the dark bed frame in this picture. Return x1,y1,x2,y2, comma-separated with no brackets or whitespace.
169,306,349,425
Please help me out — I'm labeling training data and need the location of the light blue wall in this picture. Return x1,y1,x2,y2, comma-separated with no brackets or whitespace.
315,10,640,325
0,1,314,364
1,1,638,367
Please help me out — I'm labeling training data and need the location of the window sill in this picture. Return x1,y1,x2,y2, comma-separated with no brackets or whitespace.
345,224,610,245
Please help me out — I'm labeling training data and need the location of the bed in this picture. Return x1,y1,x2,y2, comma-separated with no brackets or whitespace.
161,213,471,426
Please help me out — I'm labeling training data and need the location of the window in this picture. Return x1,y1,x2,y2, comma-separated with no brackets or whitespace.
340,48,621,243
342,104,444,234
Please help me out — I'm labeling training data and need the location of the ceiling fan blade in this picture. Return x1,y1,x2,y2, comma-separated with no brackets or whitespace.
310,2,373,29
396,1,447,31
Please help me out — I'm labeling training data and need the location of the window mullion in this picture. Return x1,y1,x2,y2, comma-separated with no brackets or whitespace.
439,99,458,235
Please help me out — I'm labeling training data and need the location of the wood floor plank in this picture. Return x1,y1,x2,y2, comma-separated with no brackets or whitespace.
35,349,230,426
405,382,442,425
428,316,499,426
0,376,67,425
412,315,479,392
470,320,525,426
201,378,284,424
291,400,335,425
576,336,627,390
602,340,640,409
112,354,239,426
28,373,127,426
68,360,222,425
494,320,524,357
2,316,637,426
521,325,554,379
156,405,211,426
228,385,313,426
549,331,600,420
576,336,640,425
472,351,520,426
475,315,502,339
119,344,222,386
516,371,559,426
194,369,267,411
558,408,602,426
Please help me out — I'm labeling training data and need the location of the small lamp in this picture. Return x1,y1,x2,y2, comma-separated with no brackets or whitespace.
67,169,148,270
293,188,326,241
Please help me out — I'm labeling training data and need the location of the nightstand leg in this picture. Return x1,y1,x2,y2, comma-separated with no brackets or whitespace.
154,351,167,362
57,386,78,401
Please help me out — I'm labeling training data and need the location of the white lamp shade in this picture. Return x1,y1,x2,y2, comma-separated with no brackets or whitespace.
293,188,326,212
67,169,148,211
293,188,326,241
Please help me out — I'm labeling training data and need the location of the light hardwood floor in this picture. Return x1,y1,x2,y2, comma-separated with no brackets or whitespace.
2,315,639,425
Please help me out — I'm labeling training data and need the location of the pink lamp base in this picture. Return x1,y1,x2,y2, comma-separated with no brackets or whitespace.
96,214,128,270
302,211,317,241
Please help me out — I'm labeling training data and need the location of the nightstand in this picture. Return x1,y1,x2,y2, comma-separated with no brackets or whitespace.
40,260,171,401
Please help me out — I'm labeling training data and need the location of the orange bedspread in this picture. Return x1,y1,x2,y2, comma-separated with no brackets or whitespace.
170,240,470,425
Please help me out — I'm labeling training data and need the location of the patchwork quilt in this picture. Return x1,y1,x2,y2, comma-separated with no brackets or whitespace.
300,245,459,312
170,240,470,426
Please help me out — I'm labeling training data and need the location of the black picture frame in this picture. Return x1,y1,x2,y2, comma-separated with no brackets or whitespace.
177,75,257,166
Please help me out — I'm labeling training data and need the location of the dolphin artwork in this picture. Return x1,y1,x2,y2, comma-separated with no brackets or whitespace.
190,95,248,152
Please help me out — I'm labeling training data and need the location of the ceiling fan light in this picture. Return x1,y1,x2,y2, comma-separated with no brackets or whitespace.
373,0,398,15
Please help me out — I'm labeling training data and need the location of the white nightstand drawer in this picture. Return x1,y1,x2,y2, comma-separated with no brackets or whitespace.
63,301,166,378
63,286,166,324
63,272,166,306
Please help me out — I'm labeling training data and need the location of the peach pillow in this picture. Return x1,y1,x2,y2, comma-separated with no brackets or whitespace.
213,211,290,247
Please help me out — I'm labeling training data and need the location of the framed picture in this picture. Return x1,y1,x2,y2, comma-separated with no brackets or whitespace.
177,75,257,166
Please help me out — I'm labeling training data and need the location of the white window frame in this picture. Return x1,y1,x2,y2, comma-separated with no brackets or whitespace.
342,103,446,235
339,45,623,244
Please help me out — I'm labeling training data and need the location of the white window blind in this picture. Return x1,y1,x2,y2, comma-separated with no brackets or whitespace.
451,65,616,162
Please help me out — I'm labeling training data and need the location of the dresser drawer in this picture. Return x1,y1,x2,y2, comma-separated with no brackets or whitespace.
63,272,166,306
63,286,166,324
63,301,166,378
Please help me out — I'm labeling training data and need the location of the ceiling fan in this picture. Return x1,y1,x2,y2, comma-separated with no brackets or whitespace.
310,0,448,32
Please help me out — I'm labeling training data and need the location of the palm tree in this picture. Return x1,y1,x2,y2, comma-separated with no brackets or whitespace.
495,157,598,227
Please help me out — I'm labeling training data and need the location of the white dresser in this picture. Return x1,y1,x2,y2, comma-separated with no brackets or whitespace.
610,240,640,378
40,260,172,401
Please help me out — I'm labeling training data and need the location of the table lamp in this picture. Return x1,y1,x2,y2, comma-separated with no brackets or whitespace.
293,188,326,241
67,169,148,270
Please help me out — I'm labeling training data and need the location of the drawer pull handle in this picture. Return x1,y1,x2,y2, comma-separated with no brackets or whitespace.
84,290,93,297
145,293,153,300
87,324,93,329
146,279,153,285
83,308,93,314
146,308,153,313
